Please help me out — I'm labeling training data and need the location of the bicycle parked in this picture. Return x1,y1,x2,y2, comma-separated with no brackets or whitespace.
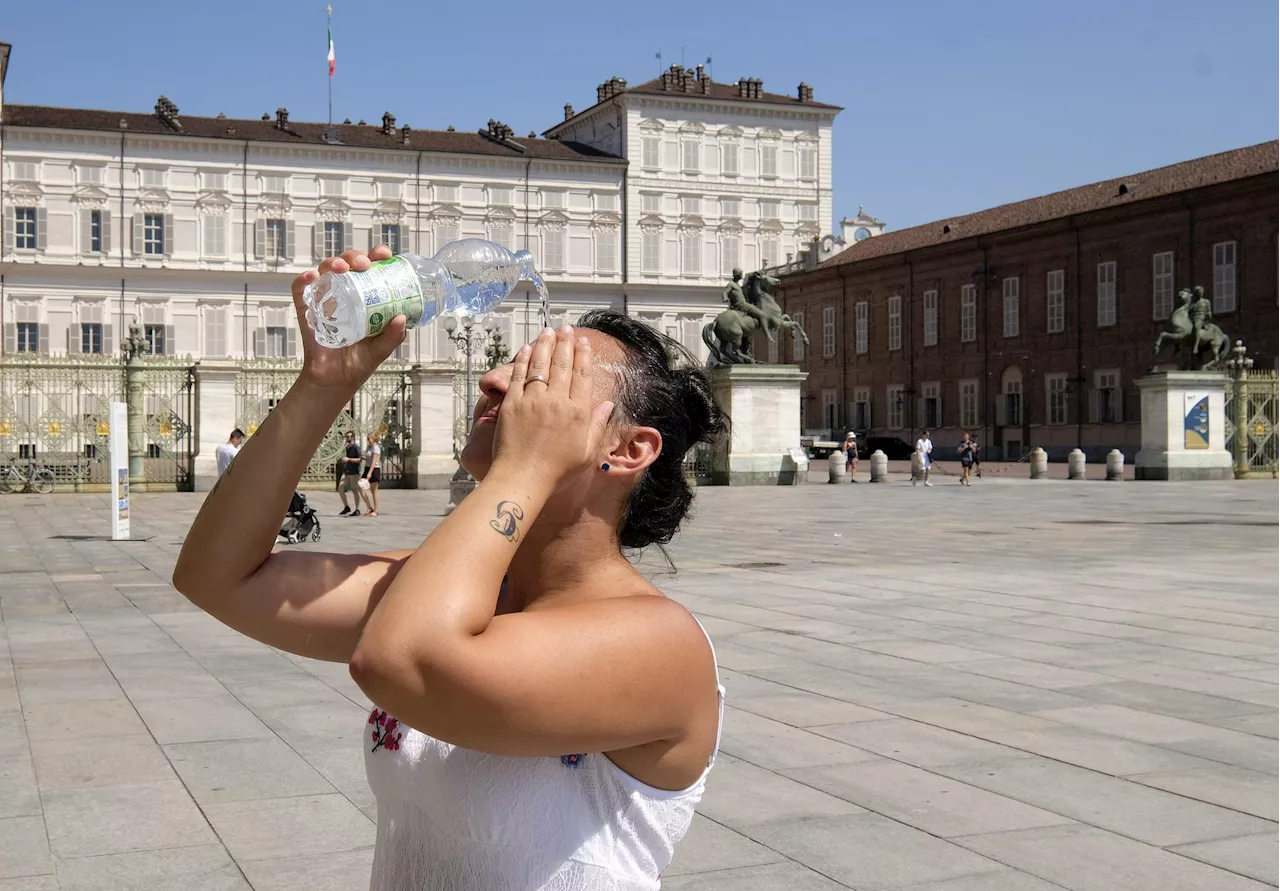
0,461,56,495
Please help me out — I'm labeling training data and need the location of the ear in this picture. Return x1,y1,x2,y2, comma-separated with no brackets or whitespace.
603,425,662,479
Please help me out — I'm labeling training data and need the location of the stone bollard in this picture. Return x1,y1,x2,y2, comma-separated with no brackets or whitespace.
827,451,848,483
1029,447,1048,479
869,450,889,483
910,450,923,482
1106,449,1125,481
1068,448,1087,480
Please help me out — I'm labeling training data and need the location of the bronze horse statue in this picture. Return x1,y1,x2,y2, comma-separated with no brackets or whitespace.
1152,287,1230,370
702,271,809,365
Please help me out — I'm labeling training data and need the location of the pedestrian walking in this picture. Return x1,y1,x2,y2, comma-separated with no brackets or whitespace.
215,429,245,478
338,430,363,516
842,432,859,482
957,431,978,486
914,429,934,487
361,432,382,517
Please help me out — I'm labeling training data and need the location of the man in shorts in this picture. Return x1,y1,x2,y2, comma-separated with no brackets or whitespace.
914,429,934,487
338,431,363,516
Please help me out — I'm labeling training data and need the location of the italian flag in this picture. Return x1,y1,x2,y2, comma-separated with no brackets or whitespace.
327,20,335,77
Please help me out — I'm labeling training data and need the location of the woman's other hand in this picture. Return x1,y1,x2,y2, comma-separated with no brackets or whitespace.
491,326,614,489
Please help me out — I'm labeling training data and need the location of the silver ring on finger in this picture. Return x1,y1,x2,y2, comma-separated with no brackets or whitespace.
524,375,549,388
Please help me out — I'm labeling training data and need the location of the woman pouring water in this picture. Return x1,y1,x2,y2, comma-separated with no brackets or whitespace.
173,245,728,890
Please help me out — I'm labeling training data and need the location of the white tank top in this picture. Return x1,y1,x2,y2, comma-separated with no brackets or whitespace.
363,621,725,891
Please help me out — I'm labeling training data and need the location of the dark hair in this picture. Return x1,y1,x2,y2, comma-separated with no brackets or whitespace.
576,309,728,549
230,428,246,439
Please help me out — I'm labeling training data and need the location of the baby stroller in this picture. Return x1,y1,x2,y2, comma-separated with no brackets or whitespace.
280,491,322,544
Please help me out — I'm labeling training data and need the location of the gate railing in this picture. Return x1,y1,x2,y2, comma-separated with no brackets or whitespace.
235,359,413,487
1226,368,1279,478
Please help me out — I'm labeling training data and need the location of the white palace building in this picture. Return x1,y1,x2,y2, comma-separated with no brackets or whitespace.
0,51,841,365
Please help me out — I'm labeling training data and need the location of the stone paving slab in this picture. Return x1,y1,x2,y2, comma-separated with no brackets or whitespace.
0,480,1276,890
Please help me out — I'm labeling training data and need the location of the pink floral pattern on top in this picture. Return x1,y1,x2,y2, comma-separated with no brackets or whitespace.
368,708,404,752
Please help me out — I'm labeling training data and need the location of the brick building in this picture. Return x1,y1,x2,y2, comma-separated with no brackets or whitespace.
775,141,1278,461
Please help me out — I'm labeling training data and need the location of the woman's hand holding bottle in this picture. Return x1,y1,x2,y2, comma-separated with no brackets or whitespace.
290,247,407,397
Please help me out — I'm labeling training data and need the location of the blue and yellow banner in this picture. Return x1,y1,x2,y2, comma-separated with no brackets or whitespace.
1183,395,1210,450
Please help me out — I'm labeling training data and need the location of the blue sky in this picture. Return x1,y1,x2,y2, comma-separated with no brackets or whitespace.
3,0,1275,231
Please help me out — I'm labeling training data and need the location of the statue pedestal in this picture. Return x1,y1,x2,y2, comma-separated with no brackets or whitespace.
709,365,808,485
1135,372,1232,481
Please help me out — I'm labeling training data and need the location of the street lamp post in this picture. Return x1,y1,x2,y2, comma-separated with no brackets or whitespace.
443,313,494,512
1225,340,1254,479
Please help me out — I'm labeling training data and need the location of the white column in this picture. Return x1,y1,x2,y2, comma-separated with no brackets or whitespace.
193,363,239,492
406,366,458,489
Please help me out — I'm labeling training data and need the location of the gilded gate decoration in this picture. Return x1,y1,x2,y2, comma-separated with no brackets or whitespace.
0,354,124,490
0,353,196,491
1225,369,1279,477
235,360,412,487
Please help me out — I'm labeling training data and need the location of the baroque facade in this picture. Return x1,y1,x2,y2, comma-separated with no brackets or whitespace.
0,57,840,366
774,141,1279,461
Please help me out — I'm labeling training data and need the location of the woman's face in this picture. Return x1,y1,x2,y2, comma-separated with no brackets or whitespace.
461,328,623,480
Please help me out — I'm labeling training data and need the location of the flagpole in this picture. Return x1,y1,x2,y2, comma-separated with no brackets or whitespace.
326,5,333,133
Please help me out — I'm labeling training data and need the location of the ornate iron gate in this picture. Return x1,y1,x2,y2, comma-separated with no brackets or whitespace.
139,359,196,490
0,354,124,490
235,360,412,488
1226,369,1279,477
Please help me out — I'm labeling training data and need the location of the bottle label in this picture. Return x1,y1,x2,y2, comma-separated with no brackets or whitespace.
348,257,424,337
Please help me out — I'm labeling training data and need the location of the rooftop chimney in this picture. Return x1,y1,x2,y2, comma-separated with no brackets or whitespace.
154,96,182,132
401,124,412,145
798,83,814,103
275,107,289,130
381,112,396,135
564,103,575,120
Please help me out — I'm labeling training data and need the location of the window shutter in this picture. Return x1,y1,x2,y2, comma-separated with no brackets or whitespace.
101,211,112,256
68,325,82,354
286,327,298,357
343,222,354,254
3,208,14,254
253,327,266,357
38,324,50,355
362,227,374,251
133,213,144,255
3,324,15,354
313,223,323,261
285,220,296,261
163,213,175,256
1115,386,1125,424
36,208,48,251
1088,388,1099,424
81,210,92,254
254,220,266,259
164,325,175,355
103,325,114,357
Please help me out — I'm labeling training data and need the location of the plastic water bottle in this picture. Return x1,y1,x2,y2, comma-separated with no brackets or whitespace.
302,238,544,349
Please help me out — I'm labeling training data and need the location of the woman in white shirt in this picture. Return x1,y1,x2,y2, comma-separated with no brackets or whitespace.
172,245,728,891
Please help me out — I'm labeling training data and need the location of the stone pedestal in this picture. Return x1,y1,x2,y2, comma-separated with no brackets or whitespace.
192,363,240,492
1135,372,1232,481
1029,448,1048,479
1067,448,1086,480
869,450,888,482
827,451,848,483
1106,449,1125,481
405,366,460,490
709,365,808,486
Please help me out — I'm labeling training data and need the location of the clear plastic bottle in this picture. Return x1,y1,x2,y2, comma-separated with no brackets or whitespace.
302,239,543,349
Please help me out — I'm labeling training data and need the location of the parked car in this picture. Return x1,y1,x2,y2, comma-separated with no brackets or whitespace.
859,436,915,460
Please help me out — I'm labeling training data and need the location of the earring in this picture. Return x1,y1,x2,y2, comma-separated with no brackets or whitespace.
600,462,610,472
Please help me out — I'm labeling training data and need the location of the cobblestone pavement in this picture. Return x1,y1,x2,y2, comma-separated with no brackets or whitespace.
1,479,1275,890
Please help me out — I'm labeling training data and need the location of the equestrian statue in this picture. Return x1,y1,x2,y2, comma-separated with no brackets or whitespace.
1152,285,1230,371
702,268,809,366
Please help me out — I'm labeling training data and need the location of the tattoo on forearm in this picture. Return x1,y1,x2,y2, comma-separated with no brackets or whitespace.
490,501,524,542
